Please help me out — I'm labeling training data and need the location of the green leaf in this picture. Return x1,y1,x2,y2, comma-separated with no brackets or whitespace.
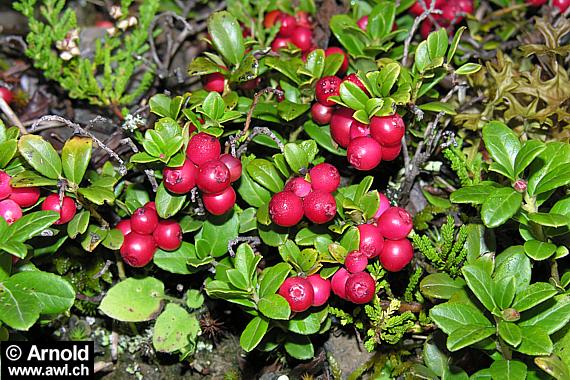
528,212,569,228
186,289,204,309
101,229,123,251
303,121,346,156
329,15,365,56
8,211,59,243
277,100,310,122
240,316,269,352
10,171,57,187
517,326,553,356
450,185,496,205
427,28,448,60
534,163,570,195
495,247,531,292
303,49,325,79
99,277,165,322
519,295,570,334
78,186,115,205
498,321,522,347
430,303,492,335
493,276,516,310
339,81,369,111
67,211,90,239
154,242,194,274
284,143,309,173
512,282,557,312
527,142,570,196
156,182,186,219
377,63,400,97
246,159,284,193
514,140,545,177
18,135,62,179
481,187,522,228
447,27,466,62
462,264,496,312
288,308,328,335
455,63,482,75
195,211,239,257
61,136,92,184
340,226,360,253
258,294,291,320
202,91,225,120
150,94,183,119
523,240,556,261
482,121,520,180
152,303,199,353
207,11,244,65
420,273,466,300
284,335,314,360
259,262,291,298
423,340,447,377
489,360,527,380
447,325,495,351
0,139,17,168
534,355,570,380
414,40,430,73
418,102,457,115
238,158,272,207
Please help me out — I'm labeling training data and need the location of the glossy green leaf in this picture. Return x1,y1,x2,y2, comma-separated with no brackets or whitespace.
482,121,520,179
534,163,570,195
258,294,291,320
207,11,244,65
527,142,570,196
519,295,570,334
8,210,59,243
240,316,269,352
0,139,17,169
18,135,62,179
339,81,369,111
450,185,496,205
514,140,545,177
528,212,569,228
153,303,199,353
495,247,531,292
447,325,494,351
155,182,186,219
61,136,92,184
447,27,466,62
462,264,496,312
517,326,553,356
498,321,522,347
247,159,284,193
455,63,482,75
420,273,466,300
153,242,194,274
284,143,309,173
493,276,516,310
284,335,314,360
303,121,346,156
489,360,527,380
99,277,165,322
427,28,448,60
523,240,556,261
481,187,522,228
259,262,292,298
512,282,557,312
67,210,90,239
430,303,492,335
377,63,400,97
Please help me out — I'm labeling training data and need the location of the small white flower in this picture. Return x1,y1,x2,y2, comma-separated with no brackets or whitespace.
122,114,146,132
110,5,122,19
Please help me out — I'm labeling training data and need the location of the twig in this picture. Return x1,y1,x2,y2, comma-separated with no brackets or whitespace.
241,87,284,136
227,236,261,257
190,187,206,215
402,0,443,67
236,127,285,157
119,137,159,192
93,260,113,279
0,97,26,135
31,115,127,175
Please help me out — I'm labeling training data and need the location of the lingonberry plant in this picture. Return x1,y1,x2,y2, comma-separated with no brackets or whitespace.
1,0,569,378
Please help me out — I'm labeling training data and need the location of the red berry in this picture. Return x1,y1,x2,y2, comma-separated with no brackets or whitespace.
307,274,331,307
116,219,132,236
145,202,157,211
370,114,405,146
357,15,368,30
344,250,368,273
554,0,570,12
303,190,336,224
357,223,384,258
241,77,260,90
311,102,334,125
41,194,76,225
120,232,157,267
315,76,342,106
291,27,313,51
95,20,114,28
344,73,369,96
0,199,22,224
347,136,382,170
196,160,231,194
527,0,547,5
331,267,350,299
9,187,40,207
202,72,225,93
283,177,312,198
330,108,354,148
373,192,391,220
420,20,434,39
219,154,242,182
377,206,413,240
296,11,312,29
264,10,282,28
380,238,414,272
202,186,236,215
0,171,12,200
325,47,349,75
278,276,314,312
345,271,376,304
277,14,297,37
130,206,159,234
309,163,340,193
441,0,473,22
186,132,221,166
153,220,183,251
409,0,446,16
271,37,292,51
382,144,402,161
163,160,197,194
0,87,14,104
350,120,370,140
269,191,304,227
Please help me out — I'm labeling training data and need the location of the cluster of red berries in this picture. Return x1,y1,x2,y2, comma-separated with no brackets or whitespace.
0,170,76,225
407,0,473,38
313,77,406,171
117,201,183,267
265,10,314,52
163,132,241,216
527,0,569,11
278,273,331,312
269,163,340,227
331,193,414,304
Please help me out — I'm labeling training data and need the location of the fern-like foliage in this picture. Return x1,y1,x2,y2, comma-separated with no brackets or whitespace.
364,299,415,351
411,215,468,277
404,267,423,302
13,0,158,109
443,138,483,187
